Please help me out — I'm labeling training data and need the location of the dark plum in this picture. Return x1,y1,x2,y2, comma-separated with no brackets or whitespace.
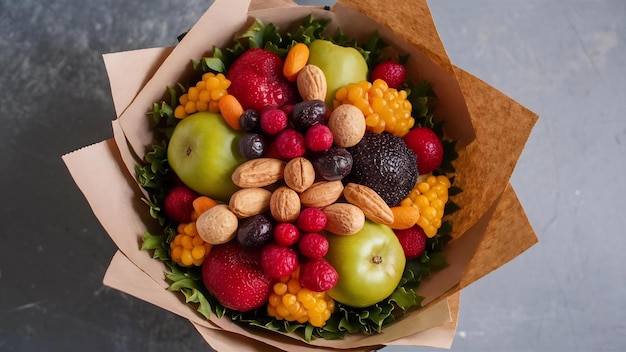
311,146,353,181
290,100,328,131
237,213,274,248
238,133,267,159
239,109,261,132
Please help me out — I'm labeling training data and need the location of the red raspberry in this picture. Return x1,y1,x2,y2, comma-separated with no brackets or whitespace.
299,258,338,292
296,207,327,233
298,233,329,259
394,225,427,259
371,61,407,89
279,103,295,118
163,185,197,223
273,128,306,159
403,127,444,174
305,124,333,151
273,223,300,247
261,243,299,279
260,107,288,135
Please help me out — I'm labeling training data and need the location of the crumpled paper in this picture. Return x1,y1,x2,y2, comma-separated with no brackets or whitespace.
62,0,538,350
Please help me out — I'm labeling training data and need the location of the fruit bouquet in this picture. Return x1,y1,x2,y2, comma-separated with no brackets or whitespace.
63,0,539,350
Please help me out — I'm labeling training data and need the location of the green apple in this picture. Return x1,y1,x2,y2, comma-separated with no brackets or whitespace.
307,39,369,107
167,111,245,201
325,220,406,308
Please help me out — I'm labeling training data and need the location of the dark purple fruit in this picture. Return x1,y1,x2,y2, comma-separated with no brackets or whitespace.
240,109,261,132
237,213,273,248
311,146,353,181
346,132,418,206
238,133,267,159
290,100,327,131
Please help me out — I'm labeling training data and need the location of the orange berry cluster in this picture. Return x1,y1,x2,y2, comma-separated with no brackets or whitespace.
400,175,451,238
333,79,414,137
169,196,217,267
174,72,231,119
170,223,212,267
267,267,335,328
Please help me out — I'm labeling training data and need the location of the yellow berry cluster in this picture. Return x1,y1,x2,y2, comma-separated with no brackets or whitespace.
169,196,217,267
400,175,451,238
267,267,335,328
174,72,231,119
333,79,414,137
170,222,212,267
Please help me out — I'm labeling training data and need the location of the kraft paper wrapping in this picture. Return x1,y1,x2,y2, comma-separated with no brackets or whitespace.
62,0,538,350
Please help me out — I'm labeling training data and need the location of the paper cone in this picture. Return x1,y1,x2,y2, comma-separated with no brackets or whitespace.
63,0,538,350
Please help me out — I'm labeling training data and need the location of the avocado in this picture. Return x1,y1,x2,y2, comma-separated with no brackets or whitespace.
346,132,418,206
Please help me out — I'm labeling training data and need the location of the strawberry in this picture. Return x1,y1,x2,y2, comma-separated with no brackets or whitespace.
394,225,427,259
403,127,444,174
201,241,274,312
227,48,298,111
163,185,197,223
370,61,407,89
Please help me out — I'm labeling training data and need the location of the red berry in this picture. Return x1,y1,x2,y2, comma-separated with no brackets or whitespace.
305,124,333,151
260,108,288,135
273,129,306,159
163,185,197,223
299,258,338,292
403,127,444,174
296,207,327,233
261,243,299,279
279,103,295,118
273,223,300,247
226,48,297,111
201,241,273,312
298,233,329,259
394,225,427,259
371,61,407,89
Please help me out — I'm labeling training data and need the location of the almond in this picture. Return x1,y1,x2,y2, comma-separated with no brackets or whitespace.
297,64,327,101
299,181,344,208
323,203,365,236
327,104,366,148
270,186,301,223
231,158,285,188
343,183,394,225
228,187,272,218
196,204,238,244
283,157,316,192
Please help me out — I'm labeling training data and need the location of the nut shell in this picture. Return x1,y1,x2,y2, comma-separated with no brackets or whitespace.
327,104,366,148
343,183,394,225
270,186,301,223
299,181,344,208
196,204,238,244
297,64,327,101
231,158,285,188
323,203,365,236
229,187,272,218
283,157,316,192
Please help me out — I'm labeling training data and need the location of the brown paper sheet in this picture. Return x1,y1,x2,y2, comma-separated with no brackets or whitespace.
104,251,218,330
102,47,174,118
62,0,539,350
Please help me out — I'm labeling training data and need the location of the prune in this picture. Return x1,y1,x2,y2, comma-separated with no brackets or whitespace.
238,133,267,159
239,109,261,132
290,100,328,131
311,146,353,181
237,213,273,249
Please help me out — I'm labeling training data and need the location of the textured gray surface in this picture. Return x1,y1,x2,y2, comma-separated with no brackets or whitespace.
1,0,624,351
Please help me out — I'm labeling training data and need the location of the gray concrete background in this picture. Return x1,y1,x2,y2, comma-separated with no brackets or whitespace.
1,0,624,351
